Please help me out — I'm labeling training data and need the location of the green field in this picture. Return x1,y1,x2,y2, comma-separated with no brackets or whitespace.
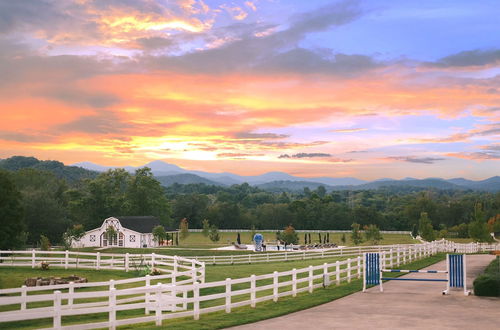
0,251,445,330
71,232,418,257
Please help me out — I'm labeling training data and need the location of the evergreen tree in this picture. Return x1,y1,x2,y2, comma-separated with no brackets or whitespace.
351,223,363,245
418,212,435,241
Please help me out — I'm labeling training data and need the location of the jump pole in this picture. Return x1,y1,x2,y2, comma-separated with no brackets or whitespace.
363,252,470,295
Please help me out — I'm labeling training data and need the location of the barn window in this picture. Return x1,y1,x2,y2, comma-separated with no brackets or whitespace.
90,235,96,242
130,235,135,242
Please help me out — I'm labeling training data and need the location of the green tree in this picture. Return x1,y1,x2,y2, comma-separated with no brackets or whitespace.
179,218,189,240
418,212,435,241
351,223,363,245
40,234,51,250
62,224,85,249
279,225,299,244
0,171,25,250
364,224,383,244
209,225,220,242
152,225,167,245
202,219,210,237
126,167,171,224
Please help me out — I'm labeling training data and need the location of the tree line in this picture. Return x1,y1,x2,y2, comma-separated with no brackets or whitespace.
1,167,499,250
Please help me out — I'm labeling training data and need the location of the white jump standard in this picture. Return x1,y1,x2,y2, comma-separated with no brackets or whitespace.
363,253,470,295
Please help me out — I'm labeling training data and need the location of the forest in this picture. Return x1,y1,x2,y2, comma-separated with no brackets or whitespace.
1,156,499,249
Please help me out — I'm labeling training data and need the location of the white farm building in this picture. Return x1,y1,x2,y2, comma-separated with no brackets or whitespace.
74,216,177,248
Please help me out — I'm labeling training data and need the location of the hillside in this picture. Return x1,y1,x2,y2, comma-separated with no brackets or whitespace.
156,173,223,186
0,156,98,183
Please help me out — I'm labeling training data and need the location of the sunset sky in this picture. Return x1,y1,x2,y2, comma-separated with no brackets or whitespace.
0,0,499,180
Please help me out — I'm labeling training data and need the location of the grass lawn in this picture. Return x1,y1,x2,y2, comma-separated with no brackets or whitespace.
0,253,445,329
0,267,139,290
70,232,418,257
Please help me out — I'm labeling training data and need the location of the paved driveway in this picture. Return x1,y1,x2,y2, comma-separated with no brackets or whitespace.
228,255,499,330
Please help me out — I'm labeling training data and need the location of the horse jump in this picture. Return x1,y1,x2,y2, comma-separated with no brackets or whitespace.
363,253,470,295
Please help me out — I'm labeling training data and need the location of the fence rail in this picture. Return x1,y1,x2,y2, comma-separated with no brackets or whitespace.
188,229,412,234
0,240,498,329
0,250,205,284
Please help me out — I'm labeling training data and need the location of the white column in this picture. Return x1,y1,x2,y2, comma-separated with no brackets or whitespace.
125,253,129,272
292,268,297,297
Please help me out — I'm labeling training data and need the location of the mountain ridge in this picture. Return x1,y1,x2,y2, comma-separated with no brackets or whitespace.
72,159,499,191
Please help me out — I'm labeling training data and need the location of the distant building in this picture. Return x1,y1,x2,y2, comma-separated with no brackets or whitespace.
74,216,177,248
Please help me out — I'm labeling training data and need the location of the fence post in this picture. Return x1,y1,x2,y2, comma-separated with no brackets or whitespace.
347,258,352,283
151,253,155,268
336,261,340,285
145,275,151,314
173,256,178,284
397,248,400,266
285,252,288,262
200,262,206,284
53,290,62,329
192,260,197,283
308,265,313,293
68,281,74,308
21,285,27,310
155,283,162,326
273,271,279,302
389,249,393,268
357,256,362,279
96,252,101,270
65,250,69,270
193,282,200,320
109,287,116,330
250,274,256,307
292,268,297,297
125,253,129,272
225,278,232,313
32,249,36,269
183,290,187,310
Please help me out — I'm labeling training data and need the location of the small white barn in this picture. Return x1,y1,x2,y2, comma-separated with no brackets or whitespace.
74,216,177,248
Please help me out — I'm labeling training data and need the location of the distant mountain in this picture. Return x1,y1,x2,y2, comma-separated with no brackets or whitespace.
451,176,500,192
0,156,98,182
156,174,223,186
355,179,463,191
71,159,500,192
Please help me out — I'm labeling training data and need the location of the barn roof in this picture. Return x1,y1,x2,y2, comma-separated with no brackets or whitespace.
115,216,177,233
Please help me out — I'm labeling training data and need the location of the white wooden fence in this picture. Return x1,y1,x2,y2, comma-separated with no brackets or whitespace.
0,240,498,329
190,239,499,265
0,250,205,283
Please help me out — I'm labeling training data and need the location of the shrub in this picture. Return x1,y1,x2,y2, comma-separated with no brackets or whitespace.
473,274,500,297
473,256,500,297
